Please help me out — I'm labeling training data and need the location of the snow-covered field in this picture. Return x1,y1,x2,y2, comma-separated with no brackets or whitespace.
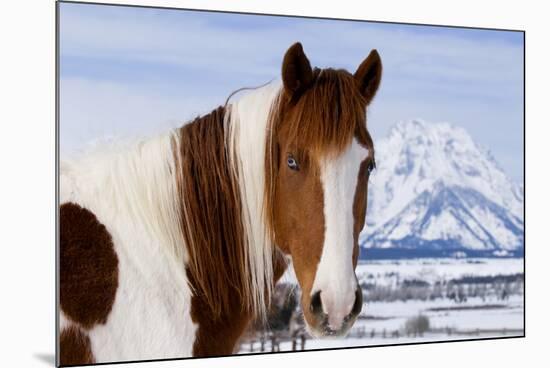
355,294,523,333
239,257,524,353
355,257,524,286
355,257,524,333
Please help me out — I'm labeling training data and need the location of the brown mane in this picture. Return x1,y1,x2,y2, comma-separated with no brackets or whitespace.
173,106,252,318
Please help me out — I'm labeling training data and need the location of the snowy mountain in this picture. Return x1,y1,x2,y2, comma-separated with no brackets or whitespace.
360,120,524,255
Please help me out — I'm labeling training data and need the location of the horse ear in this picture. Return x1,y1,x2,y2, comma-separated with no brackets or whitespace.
282,42,313,96
354,49,382,104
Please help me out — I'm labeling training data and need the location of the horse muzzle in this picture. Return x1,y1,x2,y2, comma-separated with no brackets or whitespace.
304,287,363,338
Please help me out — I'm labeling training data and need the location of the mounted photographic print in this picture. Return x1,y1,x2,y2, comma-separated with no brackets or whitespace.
57,1,525,366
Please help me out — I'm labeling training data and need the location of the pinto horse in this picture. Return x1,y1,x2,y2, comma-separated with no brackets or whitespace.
59,42,382,365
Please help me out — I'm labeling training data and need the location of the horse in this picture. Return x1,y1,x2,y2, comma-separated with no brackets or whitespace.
58,42,382,365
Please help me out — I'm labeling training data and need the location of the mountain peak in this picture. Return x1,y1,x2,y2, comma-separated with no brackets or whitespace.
389,119,473,148
394,118,427,131
362,119,524,253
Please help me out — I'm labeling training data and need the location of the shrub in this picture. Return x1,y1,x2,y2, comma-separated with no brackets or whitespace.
405,314,430,337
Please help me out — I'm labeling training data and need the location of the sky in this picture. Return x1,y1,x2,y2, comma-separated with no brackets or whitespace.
59,2,524,182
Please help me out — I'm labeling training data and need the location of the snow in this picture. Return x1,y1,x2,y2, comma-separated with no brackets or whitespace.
358,295,523,331
355,258,524,285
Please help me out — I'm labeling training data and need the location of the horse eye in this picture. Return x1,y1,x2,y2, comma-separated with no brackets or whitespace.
287,155,299,170
367,160,376,175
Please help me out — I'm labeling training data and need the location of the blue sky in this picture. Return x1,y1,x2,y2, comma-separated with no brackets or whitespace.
59,2,524,181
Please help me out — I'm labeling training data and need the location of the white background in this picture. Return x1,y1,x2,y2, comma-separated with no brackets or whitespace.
0,0,547,367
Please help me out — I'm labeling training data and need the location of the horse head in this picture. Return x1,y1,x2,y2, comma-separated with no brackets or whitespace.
266,42,382,337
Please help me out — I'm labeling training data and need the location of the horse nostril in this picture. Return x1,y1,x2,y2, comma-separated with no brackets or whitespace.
310,291,323,315
351,288,363,316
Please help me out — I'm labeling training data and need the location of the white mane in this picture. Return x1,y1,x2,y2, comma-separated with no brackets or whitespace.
224,81,283,319
61,134,188,264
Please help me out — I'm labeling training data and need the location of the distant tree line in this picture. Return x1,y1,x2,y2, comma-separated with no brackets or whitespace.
361,273,523,303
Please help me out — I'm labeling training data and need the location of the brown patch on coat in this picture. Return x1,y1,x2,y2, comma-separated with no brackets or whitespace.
60,202,119,329
60,326,95,366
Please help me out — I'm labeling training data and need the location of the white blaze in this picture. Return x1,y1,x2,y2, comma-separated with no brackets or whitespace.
312,139,368,330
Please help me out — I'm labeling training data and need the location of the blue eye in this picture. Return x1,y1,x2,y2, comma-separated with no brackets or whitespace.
367,160,376,175
287,155,299,170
